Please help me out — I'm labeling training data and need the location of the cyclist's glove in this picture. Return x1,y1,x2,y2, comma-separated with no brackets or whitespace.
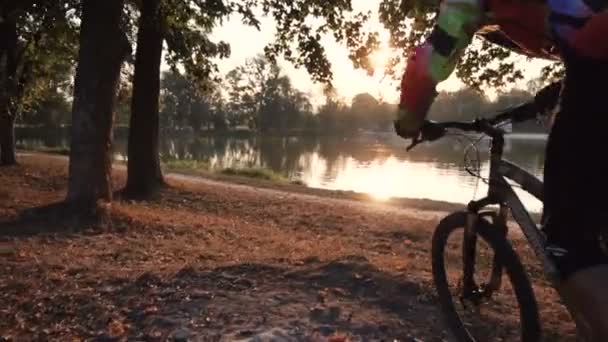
395,116,445,143
394,107,425,140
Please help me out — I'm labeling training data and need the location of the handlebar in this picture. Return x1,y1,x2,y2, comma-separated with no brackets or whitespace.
406,102,541,151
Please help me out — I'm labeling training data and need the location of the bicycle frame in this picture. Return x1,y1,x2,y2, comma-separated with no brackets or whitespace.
461,133,560,299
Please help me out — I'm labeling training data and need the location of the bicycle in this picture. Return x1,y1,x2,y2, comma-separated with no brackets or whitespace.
406,102,560,341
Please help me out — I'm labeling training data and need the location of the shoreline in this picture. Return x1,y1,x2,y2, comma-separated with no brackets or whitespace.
17,150,543,219
13,151,484,213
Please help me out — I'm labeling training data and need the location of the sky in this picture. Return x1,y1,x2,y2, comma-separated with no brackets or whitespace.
208,0,553,107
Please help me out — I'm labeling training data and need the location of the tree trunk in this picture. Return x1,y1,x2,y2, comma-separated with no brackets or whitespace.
124,0,164,198
0,8,17,166
66,0,129,220
0,113,16,165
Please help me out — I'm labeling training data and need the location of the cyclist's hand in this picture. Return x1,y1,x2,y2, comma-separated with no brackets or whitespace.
400,121,446,151
394,107,424,140
394,120,421,140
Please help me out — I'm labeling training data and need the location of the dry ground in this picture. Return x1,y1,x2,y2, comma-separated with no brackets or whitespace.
0,154,577,341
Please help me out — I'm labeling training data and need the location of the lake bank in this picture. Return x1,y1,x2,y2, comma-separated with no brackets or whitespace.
14,150,470,214
16,128,548,215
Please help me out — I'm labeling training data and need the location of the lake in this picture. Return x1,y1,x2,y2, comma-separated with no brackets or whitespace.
18,131,547,213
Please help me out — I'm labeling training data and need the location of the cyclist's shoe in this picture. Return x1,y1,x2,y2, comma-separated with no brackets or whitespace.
544,234,608,282
545,243,570,260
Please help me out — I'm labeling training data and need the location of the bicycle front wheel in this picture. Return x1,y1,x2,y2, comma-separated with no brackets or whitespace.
432,211,541,341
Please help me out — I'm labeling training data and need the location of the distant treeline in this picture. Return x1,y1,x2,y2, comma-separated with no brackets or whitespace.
428,87,548,133
21,55,547,136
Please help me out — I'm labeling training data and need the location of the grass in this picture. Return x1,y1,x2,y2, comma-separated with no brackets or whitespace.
18,145,70,155
221,167,286,182
20,146,306,187
290,179,306,186
161,159,210,172
220,167,305,186
161,159,305,186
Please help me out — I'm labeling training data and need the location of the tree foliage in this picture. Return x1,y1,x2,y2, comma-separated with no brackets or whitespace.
160,70,222,131
154,0,379,89
21,91,71,127
0,0,78,164
161,56,315,133
224,56,314,132
158,55,400,136
157,0,564,94
254,0,379,82
0,0,78,119
428,87,546,133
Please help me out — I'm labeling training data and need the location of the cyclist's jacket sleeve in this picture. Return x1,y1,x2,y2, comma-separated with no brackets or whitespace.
399,0,482,119
549,1,608,60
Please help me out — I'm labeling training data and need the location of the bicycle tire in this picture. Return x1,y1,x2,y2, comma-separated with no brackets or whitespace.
432,211,541,341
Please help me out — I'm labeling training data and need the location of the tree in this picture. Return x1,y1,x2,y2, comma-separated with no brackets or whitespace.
224,55,314,133
428,89,490,122
115,74,133,126
224,67,257,128
160,71,187,129
206,84,228,131
493,88,532,109
66,0,131,221
350,92,379,130
0,0,77,165
124,0,166,198
160,70,219,131
284,87,313,131
372,100,396,132
21,91,71,128
490,88,547,133
316,97,350,134
0,1,28,166
124,0,231,198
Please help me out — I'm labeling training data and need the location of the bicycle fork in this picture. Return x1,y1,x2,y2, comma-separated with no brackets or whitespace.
462,212,479,298
462,205,509,303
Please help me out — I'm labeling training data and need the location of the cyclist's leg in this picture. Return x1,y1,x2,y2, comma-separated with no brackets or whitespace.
559,265,608,341
542,45,608,340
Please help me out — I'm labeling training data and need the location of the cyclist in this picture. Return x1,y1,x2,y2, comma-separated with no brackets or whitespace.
394,1,608,340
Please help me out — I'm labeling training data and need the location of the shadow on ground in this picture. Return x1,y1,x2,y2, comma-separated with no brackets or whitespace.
1,255,453,341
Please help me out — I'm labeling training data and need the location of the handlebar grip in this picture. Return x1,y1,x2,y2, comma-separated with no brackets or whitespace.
421,121,447,141
404,121,446,152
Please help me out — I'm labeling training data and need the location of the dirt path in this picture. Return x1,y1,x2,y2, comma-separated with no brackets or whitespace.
0,154,575,341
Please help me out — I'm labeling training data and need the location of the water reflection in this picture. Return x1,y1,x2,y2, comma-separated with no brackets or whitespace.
17,129,547,213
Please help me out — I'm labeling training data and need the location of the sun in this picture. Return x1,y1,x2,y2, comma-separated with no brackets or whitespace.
370,47,392,71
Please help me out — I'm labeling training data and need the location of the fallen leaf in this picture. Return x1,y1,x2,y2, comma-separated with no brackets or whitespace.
145,306,159,314
108,319,126,338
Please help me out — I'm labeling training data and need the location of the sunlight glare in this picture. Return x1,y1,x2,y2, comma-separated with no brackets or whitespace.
319,156,454,202
370,47,392,71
